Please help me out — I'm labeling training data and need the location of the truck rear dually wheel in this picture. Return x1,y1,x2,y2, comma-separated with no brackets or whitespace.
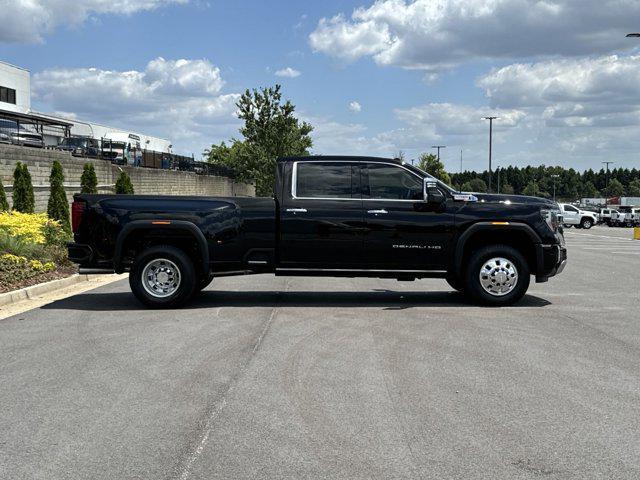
129,245,196,308
464,245,530,306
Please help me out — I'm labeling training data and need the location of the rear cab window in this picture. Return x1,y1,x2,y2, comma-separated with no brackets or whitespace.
293,162,359,199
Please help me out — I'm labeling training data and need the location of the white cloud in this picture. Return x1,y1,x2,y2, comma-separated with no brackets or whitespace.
478,55,640,127
0,0,187,43
309,0,640,71
395,103,526,137
348,101,362,113
275,67,301,78
32,58,240,155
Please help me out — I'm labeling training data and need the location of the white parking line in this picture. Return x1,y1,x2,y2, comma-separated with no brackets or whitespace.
565,231,635,241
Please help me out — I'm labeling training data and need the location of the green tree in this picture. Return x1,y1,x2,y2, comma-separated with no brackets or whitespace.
501,183,515,194
522,181,541,197
207,84,313,196
604,178,625,197
115,171,134,194
80,163,98,194
627,178,640,197
461,178,487,193
12,162,35,213
47,161,71,235
0,177,9,211
580,181,599,198
417,153,452,185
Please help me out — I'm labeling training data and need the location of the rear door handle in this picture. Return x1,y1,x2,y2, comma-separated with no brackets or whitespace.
286,208,308,213
367,209,388,215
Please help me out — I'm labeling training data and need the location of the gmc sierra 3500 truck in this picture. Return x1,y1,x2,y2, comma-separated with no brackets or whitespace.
68,156,567,308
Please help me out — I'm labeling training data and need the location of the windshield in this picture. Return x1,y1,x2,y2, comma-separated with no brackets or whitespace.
61,138,87,147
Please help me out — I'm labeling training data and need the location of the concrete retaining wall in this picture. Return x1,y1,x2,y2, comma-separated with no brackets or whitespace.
0,144,254,211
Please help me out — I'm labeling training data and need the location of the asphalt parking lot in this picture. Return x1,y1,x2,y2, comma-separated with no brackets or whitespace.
1,226,639,480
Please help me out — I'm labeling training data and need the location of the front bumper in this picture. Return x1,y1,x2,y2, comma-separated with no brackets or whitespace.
536,243,567,282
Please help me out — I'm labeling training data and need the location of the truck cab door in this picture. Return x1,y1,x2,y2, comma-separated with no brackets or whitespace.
278,161,364,268
562,205,579,224
360,162,455,271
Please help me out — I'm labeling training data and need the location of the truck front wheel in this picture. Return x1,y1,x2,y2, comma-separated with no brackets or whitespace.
129,245,197,308
464,245,530,306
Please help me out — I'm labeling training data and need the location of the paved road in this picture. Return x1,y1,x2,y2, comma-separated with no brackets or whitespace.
1,227,639,479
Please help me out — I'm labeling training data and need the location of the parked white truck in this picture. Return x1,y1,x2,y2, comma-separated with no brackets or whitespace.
558,203,598,229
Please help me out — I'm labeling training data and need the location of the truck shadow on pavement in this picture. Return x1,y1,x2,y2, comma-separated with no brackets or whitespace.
42,290,551,311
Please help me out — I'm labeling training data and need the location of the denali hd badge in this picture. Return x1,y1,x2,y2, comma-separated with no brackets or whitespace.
453,194,478,202
393,244,442,250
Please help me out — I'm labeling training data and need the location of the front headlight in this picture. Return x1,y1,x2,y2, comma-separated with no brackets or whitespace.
540,208,561,232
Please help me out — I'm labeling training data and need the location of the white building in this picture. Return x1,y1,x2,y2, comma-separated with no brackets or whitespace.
0,61,30,114
0,60,171,153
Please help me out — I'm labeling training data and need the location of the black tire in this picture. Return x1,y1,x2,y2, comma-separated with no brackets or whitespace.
564,224,572,228
580,218,593,229
445,276,465,292
196,273,214,292
463,245,530,306
129,245,197,308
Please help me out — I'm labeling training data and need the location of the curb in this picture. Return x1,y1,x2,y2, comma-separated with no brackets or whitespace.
0,274,92,307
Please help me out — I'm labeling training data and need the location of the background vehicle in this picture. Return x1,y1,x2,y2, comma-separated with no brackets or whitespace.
558,203,598,229
0,119,44,148
617,206,640,227
68,156,567,308
598,208,619,226
57,136,100,157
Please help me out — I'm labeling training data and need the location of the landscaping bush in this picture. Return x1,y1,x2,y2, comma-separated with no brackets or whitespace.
80,163,98,194
115,171,134,194
47,161,71,236
0,253,56,291
12,162,35,213
0,177,8,211
0,212,73,292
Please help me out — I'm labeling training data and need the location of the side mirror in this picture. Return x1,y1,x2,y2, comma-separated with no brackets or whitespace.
424,179,446,204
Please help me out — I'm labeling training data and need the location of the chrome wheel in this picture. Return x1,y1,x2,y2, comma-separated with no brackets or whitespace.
478,257,518,297
141,258,181,298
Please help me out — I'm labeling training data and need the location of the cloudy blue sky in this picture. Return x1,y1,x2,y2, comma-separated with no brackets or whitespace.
1,0,640,172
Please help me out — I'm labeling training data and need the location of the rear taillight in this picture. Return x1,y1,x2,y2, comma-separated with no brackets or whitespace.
71,200,86,233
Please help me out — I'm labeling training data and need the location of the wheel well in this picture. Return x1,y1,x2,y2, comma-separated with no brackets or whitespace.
459,229,537,275
120,228,205,275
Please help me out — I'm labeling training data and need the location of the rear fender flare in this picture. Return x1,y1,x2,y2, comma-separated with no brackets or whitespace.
114,220,209,274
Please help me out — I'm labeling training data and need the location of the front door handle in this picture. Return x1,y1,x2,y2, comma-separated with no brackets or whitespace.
286,208,308,213
367,209,388,215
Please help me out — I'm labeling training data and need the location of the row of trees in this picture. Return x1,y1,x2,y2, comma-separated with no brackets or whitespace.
0,163,135,234
416,153,640,200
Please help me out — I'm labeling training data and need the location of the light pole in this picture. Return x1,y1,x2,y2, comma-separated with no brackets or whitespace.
551,174,560,202
431,145,446,163
602,161,614,205
483,116,498,192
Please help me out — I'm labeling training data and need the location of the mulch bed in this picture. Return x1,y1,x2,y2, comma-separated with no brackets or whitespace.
0,265,78,294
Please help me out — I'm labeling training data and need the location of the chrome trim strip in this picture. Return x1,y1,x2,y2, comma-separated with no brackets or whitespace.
276,268,447,273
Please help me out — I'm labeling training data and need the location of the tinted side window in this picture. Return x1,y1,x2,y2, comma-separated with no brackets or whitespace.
364,164,423,200
296,162,355,198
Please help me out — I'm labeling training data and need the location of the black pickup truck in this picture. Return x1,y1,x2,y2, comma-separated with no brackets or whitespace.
68,156,567,308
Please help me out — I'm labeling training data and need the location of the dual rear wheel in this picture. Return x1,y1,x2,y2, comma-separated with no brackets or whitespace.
129,245,211,308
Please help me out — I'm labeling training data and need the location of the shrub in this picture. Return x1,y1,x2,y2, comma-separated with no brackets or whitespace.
80,163,98,194
47,161,71,236
115,171,134,194
0,211,65,245
0,253,56,290
0,177,8,211
12,162,35,213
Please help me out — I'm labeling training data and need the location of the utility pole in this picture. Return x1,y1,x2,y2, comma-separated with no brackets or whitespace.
483,116,498,193
602,161,614,205
431,145,446,163
496,167,500,194
551,174,560,202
